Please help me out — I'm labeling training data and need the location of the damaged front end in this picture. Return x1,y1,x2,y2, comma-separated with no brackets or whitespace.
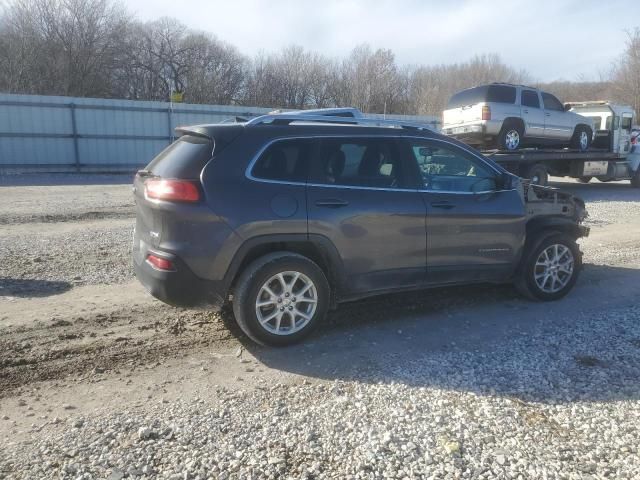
517,180,589,237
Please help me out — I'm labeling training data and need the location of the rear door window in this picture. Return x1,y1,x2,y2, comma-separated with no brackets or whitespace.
541,92,564,111
251,139,313,182
311,138,409,189
521,90,540,108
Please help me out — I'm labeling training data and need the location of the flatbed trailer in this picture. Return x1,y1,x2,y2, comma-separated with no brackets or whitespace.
482,148,640,186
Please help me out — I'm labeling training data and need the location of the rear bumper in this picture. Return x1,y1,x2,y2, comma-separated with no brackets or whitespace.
443,120,502,142
133,249,226,310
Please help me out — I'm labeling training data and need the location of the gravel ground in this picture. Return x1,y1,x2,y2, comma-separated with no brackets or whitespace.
2,303,640,480
1,176,640,479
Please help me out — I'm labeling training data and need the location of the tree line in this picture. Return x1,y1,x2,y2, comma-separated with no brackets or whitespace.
0,0,638,117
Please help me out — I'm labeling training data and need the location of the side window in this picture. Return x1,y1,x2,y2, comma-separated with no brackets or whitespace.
408,140,497,193
312,138,406,189
251,139,312,182
486,85,517,104
613,116,620,130
605,116,612,130
541,92,564,111
521,90,540,108
621,116,632,132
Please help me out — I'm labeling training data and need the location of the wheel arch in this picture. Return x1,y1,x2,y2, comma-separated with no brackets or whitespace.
525,216,584,242
573,123,593,135
503,117,526,135
224,234,344,308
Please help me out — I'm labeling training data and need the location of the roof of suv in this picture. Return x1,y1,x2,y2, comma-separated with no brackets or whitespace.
176,108,438,142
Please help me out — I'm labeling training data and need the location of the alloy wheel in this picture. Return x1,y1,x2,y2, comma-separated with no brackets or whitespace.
255,271,318,335
534,244,574,293
505,130,520,150
579,131,589,150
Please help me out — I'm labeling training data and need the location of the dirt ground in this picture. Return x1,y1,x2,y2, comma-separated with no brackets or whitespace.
1,174,640,449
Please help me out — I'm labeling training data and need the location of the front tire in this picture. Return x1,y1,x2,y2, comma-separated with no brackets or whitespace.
516,233,581,301
232,252,329,346
570,126,592,152
576,176,592,184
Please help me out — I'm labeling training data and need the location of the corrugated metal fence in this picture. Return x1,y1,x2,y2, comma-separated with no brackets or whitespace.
0,93,439,174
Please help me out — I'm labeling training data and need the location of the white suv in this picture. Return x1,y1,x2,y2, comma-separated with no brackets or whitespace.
442,83,594,151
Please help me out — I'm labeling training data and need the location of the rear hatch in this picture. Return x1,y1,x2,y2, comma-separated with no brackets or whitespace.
132,124,242,258
443,86,491,128
443,104,485,128
443,84,517,129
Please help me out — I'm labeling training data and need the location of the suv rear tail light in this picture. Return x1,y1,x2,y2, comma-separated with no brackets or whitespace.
145,179,200,202
146,254,175,271
482,105,491,121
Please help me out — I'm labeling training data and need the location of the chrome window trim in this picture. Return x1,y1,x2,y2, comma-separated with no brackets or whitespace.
244,134,506,193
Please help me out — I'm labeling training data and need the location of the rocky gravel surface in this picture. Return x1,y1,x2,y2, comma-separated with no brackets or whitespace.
1,177,640,479
2,303,639,479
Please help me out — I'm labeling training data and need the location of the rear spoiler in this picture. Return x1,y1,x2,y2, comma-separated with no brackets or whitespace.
175,125,214,140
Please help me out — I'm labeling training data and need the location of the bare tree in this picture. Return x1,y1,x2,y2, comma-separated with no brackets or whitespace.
1,0,637,117
610,29,640,115
0,0,129,96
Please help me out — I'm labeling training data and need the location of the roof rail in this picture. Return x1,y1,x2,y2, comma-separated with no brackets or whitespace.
268,107,363,118
245,109,434,131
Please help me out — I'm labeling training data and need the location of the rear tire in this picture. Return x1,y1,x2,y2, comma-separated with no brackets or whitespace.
631,169,640,188
232,252,329,346
498,122,523,151
576,176,592,184
570,126,592,152
515,233,581,301
526,164,549,186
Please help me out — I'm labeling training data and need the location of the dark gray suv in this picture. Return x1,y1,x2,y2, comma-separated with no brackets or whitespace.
133,109,589,346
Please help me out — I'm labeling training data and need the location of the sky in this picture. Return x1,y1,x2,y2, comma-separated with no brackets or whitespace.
131,0,637,82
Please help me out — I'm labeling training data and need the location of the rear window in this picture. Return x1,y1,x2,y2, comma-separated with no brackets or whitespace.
146,136,213,179
447,85,516,108
251,139,313,182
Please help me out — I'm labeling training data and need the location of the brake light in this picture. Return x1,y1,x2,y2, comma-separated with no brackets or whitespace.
145,179,200,202
482,105,491,121
146,254,174,271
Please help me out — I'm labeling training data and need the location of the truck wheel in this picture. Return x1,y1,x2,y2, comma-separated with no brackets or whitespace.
515,233,582,301
631,170,640,188
498,123,523,150
576,176,592,183
232,252,329,346
570,126,592,152
526,164,549,186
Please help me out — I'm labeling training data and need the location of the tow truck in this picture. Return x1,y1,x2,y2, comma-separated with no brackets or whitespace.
476,102,640,187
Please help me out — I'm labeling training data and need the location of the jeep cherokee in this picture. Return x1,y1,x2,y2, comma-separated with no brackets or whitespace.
133,109,589,346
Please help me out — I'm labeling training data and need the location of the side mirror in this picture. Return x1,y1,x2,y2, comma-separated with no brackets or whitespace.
564,103,572,112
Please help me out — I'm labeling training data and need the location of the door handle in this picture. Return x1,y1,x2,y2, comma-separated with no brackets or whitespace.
315,198,349,208
545,113,551,117
523,109,529,114
431,202,455,209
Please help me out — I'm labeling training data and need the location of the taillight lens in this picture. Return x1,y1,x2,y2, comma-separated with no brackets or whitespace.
145,179,200,202
146,254,174,271
482,105,491,121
